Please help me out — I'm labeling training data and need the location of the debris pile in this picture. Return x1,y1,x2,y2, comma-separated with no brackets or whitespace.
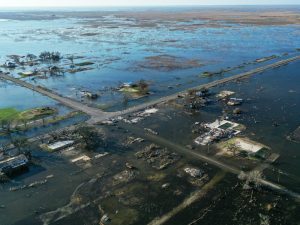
100,214,110,225
80,91,99,99
194,120,242,145
227,98,243,106
185,89,211,110
217,90,235,99
112,170,136,185
122,108,159,124
135,144,180,170
144,128,158,135
124,137,144,146
195,128,236,145
184,167,204,178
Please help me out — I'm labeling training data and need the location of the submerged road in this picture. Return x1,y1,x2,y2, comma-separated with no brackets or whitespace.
0,73,112,121
114,55,300,118
1,56,300,205
0,55,299,123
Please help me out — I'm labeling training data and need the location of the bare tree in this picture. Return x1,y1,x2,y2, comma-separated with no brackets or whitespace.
11,137,29,155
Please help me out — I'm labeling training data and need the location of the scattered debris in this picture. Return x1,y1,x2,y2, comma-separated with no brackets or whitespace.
122,108,159,124
194,120,243,145
94,152,109,159
80,91,99,99
217,90,235,99
135,144,180,170
10,179,48,191
100,214,110,225
113,170,136,185
227,98,243,106
46,174,54,179
186,89,211,110
162,183,170,189
184,167,204,178
125,137,144,145
125,162,136,170
144,128,158,135
71,155,91,163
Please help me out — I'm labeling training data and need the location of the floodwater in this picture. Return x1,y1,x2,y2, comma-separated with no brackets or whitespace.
0,8,300,111
126,61,300,224
140,60,300,192
0,6,300,225
0,81,70,114
0,81,87,143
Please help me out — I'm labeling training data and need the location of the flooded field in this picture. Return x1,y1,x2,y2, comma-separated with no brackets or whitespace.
0,7,300,111
0,6,300,225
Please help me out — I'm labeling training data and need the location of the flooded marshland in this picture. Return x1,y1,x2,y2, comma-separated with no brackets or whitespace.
0,6,300,225
0,7,300,111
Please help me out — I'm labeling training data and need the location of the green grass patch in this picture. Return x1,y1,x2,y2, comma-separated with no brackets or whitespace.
0,107,57,122
0,108,20,121
119,87,141,93
19,107,57,121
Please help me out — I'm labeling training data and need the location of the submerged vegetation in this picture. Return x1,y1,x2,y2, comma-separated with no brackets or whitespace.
0,51,96,80
39,51,62,62
119,80,150,98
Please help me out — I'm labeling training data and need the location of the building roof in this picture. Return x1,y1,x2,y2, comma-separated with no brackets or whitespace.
0,154,28,171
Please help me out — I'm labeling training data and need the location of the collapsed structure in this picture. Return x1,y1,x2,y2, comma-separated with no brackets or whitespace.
194,119,242,146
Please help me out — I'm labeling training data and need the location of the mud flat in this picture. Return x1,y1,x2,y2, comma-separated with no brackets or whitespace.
136,54,203,72
115,8,300,26
2,7,299,26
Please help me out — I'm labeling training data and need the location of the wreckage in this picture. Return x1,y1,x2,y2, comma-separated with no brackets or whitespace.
194,120,242,146
135,144,180,170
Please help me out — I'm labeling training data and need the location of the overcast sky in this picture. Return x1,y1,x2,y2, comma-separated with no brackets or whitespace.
0,0,299,7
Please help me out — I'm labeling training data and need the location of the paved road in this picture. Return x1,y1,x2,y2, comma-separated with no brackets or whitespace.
1,55,299,124
1,56,300,201
0,73,112,120
112,55,300,119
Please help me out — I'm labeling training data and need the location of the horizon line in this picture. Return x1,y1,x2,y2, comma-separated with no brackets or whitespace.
1,4,300,8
